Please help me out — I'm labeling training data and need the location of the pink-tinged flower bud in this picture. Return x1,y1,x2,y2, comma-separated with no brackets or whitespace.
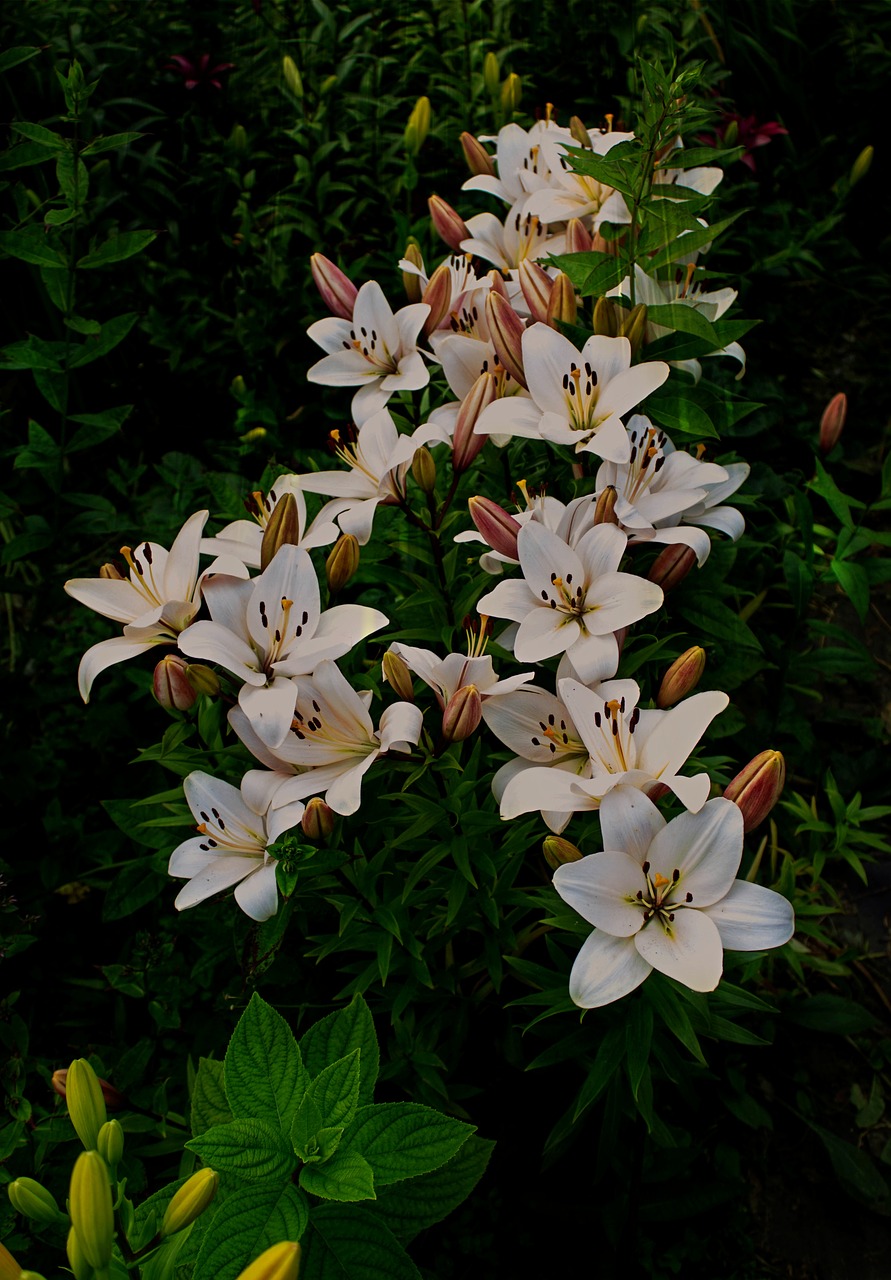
592,485,618,526
647,544,696,592
411,445,437,494
486,268,508,298
569,115,591,148
485,292,527,389
565,218,592,254
849,144,873,186
656,646,706,709
591,228,621,256
441,683,482,743
382,649,415,701
52,1067,125,1111
310,253,357,321
500,72,521,114
460,130,495,177
99,562,124,580
428,194,469,252
401,240,424,303
185,663,220,697
260,492,302,571
819,392,847,453
421,262,453,336
724,750,786,833
621,303,648,356
542,835,583,870
63,1059,107,1150
302,797,336,843
468,495,521,560
161,1169,219,1238
453,372,495,473
235,1242,302,1280
483,52,500,97
546,271,577,328
518,259,553,324
592,297,618,338
153,655,197,712
69,1150,114,1270
8,1177,67,1227
325,534,360,594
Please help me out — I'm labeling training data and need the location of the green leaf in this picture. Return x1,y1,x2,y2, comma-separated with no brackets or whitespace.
191,1058,232,1137
783,549,813,617
679,597,762,652
1,336,65,372
808,458,864,530
67,312,139,367
67,404,132,452
225,993,308,1134
192,1183,309,1280
626,1000,653,1099
0,46,42,75
370,1135,494,1242
298,995,379,1105
830,559,870,624
186,1118,296,1182
306,1051,361,1131
64,313,101,335
645,303,720,345
789,994,877,1035
81,132,144,155
573,1027,626,1119
646,392,718,440
300,1204,421,1280
0,228,67,268
77,230,158,269
648,212,743,272
0,141,54,171
342,1103,474,1186
300,1150,377,1202
13,420,59,472
11,121,66,150
45,207,78,226
806,1120,891,1214
101,859,166,922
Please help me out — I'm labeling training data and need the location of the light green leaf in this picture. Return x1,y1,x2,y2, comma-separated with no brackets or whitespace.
190,1058,232,1138
186,1118,296,1182
0,46,42,75
646,392,718,440
192,1182,309,1280
11,120,65,150
300,1150,376,1202
81,132,144,155
300,1204,421,1280
370,1135,494,1242
679,597,762,652
341,1103,474,1186
291,1094,326,1162
306,1050,361,1131
0,229,67,268
298,995,379,1104
830,559,869,624
645,303,720,345
77,230,158,269
225,993,308,1134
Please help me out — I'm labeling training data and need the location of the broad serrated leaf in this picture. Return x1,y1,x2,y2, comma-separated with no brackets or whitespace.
77,230,158,268
191,1058,232,1137
192,1182,309,1280
187,1118,296,1182
225,993,308,1134
291,1094,326,1161
369,1135,494,1242
300,1150,376,1202
305,1050,361,1131
300,1204,421,1280
342,1103,474,1186
298,995,379,1104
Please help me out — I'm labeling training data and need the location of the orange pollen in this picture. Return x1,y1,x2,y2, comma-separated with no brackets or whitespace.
695,443,707,460
679,262,696,299
653,872,671,890
604,113,614,132
605,699,621,717
196,822,208,834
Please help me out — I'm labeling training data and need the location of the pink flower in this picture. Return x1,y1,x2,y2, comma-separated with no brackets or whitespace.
165,55,235,91
702,107,788,173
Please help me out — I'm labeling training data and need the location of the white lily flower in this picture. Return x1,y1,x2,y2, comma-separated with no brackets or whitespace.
499,677,728,820
461,119,574,206
477,521,663,684
461,199,566,272
169,771,303,921
178,544,387,749
389,621,535,709
306,280,431,424
199,474,340,569
474,326,669,462
522,128,634,229
64,510,248,702
553,788,794,1007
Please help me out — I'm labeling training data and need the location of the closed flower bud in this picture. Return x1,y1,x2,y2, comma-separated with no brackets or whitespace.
591,228,621,256
722,118,740,148
428,194,469,252
411,446,437,494
69,1150,114,1270
460,130,495,177
8,1177,67,1226
52,1067,125,1111
401,240,424,303
485,292,527,389
0,1242,21,1280
546,272,577,328
382,650,415,702
647,543,696,592
621,302,648,355
153,655,197,712
235,1241,302,1280
453,372,495,473
97,1120,124,1170
20,1273,49,1280
310,253,357,321
442,683,482,743
185,664,220,697
231,374,248,400
657,646,706,709
64,1059,107,1151
486,268,508,298
260,492,302,571
302,797,336,843
282,55,303,98
483,52,500,96
542,835,583,870
565,218,592,254
161,1169,219,1238
592,485,618,526
404,96,431,155
569,115,591,148
421,262,453,336
66,1226,92,1280
99,562,124,580
501,72,521,114
592,297,619,338
849,144,873,186
468,495,521,560
325,535,360,594
518,259,553,324
230,123,248,155
724,749,786,833
819,391,847,453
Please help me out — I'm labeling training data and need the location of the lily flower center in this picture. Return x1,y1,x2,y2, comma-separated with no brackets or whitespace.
256,595,309,673
291,694,372,758
587,697,641,773
560,361,605,437
341,323,397,374
120,543,168,610
631,860,694,934
329,429,381,487
528,710,586,758
511,209,547,262
623,424,668,503
195,805,262,856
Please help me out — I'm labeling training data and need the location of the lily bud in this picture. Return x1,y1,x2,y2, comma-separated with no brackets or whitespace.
282,55,303,99
97,1119,124,1170
69,1150,114,1270
647,543,696,592
460,130,495,177
0,1242,22,1280
325,535,360,594
428,194,469,252
66,1228,92,1280
819,392,847,453
161,1169,219,1238
8,1177,67,1226
260,492,302,571
483,52,500,96
301,797,336,843
185,664,220,698
722,119,740,148
235,1241,302,1280
849,144,873,186
485,292,527,389
724,750,786,833
310,253,357,321
501,72,521,114
518,259,553,324
442,684,482,743
468,495,521,560
401,240,424,303
569,115,591,148
542,835,584,870
546,272,577,328
64,1059,107,1151
565,218,592,254
453,372,495,473
592,485,618,526
592,297,619,338
486,268,508,298
621,303,648,355
230,123,248,155
53,1066,125,1111
153,655,197,712
404,96,431,155
421,262,453,336
411,446,437,494
99,562,124,580
591,228,621,256
657,646,706,709
382,650,414,701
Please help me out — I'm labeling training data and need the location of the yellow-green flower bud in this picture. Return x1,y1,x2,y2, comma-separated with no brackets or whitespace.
382,650,415,702
231,375,247,401
97,1120,124,1170
319,75,337,96
441,684,482,743
65,1058,107,1151
301,797,336,843
404,96,431,155
592,297,618,338
621,302,648,356
401,240,424,303
69,1150,114,1271
849,144,873,186
20,1272,50,1280
542,835,584,870
569,115,591,148
0,1241,21,1280
724,750,786,833
230,124,248,155
411,445,437,495
185,663,221,697
65,1226,92,1280
657,646,706,709
483,52,500,97
500,73,521,114
260,493,302,572
161,1169,219,1238
235,1242,302,1280
8,1176,67,1226
722,119,740,148
325,534,360,594
282,55,303,98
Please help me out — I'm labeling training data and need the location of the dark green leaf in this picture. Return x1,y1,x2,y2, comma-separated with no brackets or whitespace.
187,1118,296,1182
300,1150,376,1202
67,313,139,367
191,1058,232,1137
370,1135,494,1242
192,1183,309,1280
226,993,308,1134
300,1204,421,1280
77,231,158,269
298,995,379,1105
342,1103,474,1186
